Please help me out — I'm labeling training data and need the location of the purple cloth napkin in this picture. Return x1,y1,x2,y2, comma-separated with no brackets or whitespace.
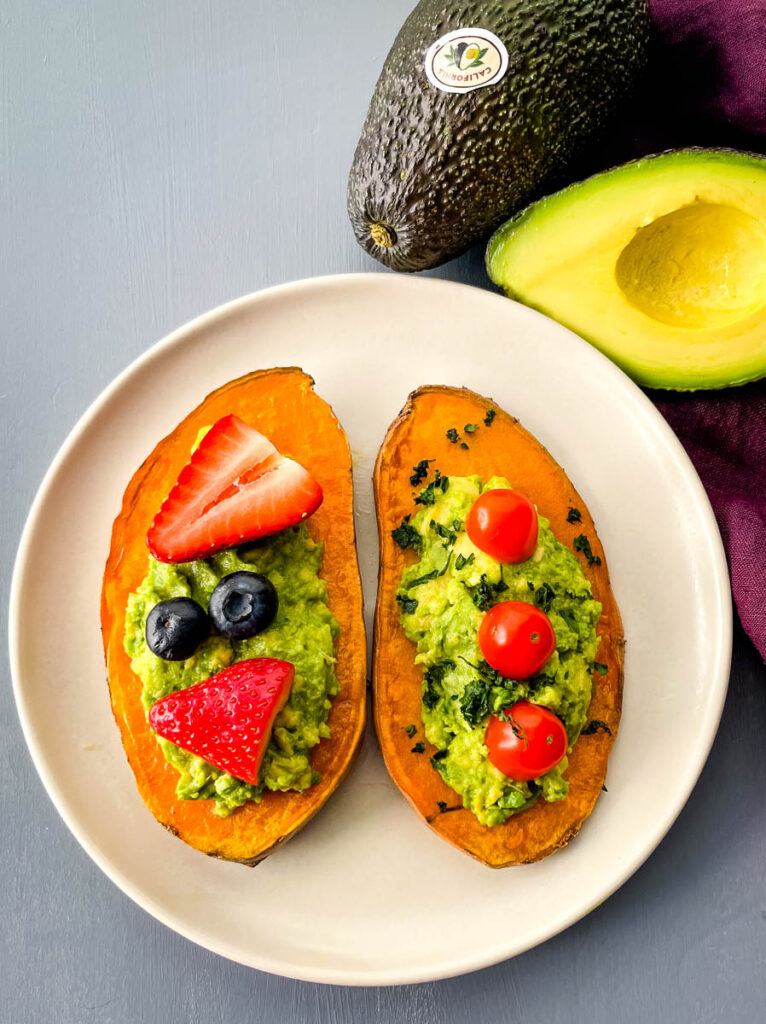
628,2,766,659
652,384,766,660
650,0,766,136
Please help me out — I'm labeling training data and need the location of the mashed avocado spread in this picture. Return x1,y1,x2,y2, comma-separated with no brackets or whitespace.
124,525,339,817
397,475,601,826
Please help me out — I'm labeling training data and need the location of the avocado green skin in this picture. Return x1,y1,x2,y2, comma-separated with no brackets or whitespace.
347,0,649,273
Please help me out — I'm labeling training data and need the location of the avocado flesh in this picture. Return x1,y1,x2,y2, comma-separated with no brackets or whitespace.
347,0,649,272
486,150,766,390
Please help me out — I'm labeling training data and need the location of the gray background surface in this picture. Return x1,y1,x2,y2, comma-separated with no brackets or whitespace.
2,2,765,1021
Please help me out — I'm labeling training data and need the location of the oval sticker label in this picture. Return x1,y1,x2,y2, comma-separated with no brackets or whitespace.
424,27,509,94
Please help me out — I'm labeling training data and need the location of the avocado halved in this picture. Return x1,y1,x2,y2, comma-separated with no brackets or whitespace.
486,150,766,390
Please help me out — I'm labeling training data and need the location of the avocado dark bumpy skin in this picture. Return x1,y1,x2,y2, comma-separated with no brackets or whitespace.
347,0,649,272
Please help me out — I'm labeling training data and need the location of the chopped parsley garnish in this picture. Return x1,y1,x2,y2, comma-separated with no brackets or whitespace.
408,567,440,588
410,742,426,754
396,593,418,614
409,459,434,486
464,423,479,433
559,606,579,634
493,567,508,594
437,800,448,813
430,749,448,770
484,408,496,426
573,533,601,566
460,442,469,450
404,724,417,738
582,719,612,736
455,552,475,571
446,428,460,444
498,707,527,742
594,661,608,676
430,520,457,545
534,582,555,613
469,574,495,611
566,506,582,524
458,656,503,686
422,661,455,710
415,470,449,506
460,679,491,726
391,515,420,550
465,573,508,611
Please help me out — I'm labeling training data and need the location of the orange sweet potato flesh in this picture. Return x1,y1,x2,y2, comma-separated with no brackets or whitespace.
373,386,624,867
101,368,366,865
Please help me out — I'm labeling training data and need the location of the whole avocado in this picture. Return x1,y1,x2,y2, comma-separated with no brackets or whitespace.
347,0,649,272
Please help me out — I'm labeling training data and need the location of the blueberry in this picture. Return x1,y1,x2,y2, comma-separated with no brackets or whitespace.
145,597,209,661
209,572,278,640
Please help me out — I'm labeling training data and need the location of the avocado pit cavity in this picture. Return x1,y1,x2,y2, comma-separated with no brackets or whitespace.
616,201,766,329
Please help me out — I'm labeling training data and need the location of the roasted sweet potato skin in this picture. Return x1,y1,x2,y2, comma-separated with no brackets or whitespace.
101,368,366,865
373,386,624,867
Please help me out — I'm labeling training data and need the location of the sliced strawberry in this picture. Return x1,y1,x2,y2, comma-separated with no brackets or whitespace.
148,657,294,785
147,414,323,563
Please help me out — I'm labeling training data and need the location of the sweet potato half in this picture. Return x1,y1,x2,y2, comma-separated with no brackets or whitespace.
101,368,366,864
373,386,624,867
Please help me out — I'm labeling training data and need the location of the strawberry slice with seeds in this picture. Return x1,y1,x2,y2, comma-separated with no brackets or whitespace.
148,657,294,785
147,414,323,563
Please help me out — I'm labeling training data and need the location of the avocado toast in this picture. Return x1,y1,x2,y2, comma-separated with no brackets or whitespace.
373,386,624,866
101,368,366,864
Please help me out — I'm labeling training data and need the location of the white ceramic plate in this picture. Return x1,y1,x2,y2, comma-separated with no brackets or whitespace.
10,274,731,985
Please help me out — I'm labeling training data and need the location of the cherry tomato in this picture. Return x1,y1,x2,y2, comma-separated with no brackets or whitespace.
478,601,555,679
465,489,538,563
485,700,567,781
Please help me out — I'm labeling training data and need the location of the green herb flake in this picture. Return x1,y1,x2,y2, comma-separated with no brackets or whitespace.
410,742,426,754
573,533,602,567
566,506,582,524
446,428,460,444
594,661,608,676
409,459,434,486
437,800,448,813
460,442,469,450
460,679,491,726
493,568,509,595
407,568,440,588
467,573,495,611
391,515,420,550
484,408,497,427
415,470,449,506
422,661,455,710
455,552,475,571
430,520,456,546
430,749,448,769
499,708,527,742
534,582,555,613
396,593,418,615
404,724,417,738
464,423,478,433
582,719,612,736
559,606,579,634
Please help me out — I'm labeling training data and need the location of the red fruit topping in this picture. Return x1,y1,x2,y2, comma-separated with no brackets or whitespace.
148,658,294,785
147,414,323,563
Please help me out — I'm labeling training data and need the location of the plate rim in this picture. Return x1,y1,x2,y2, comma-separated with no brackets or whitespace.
9,272,733,985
